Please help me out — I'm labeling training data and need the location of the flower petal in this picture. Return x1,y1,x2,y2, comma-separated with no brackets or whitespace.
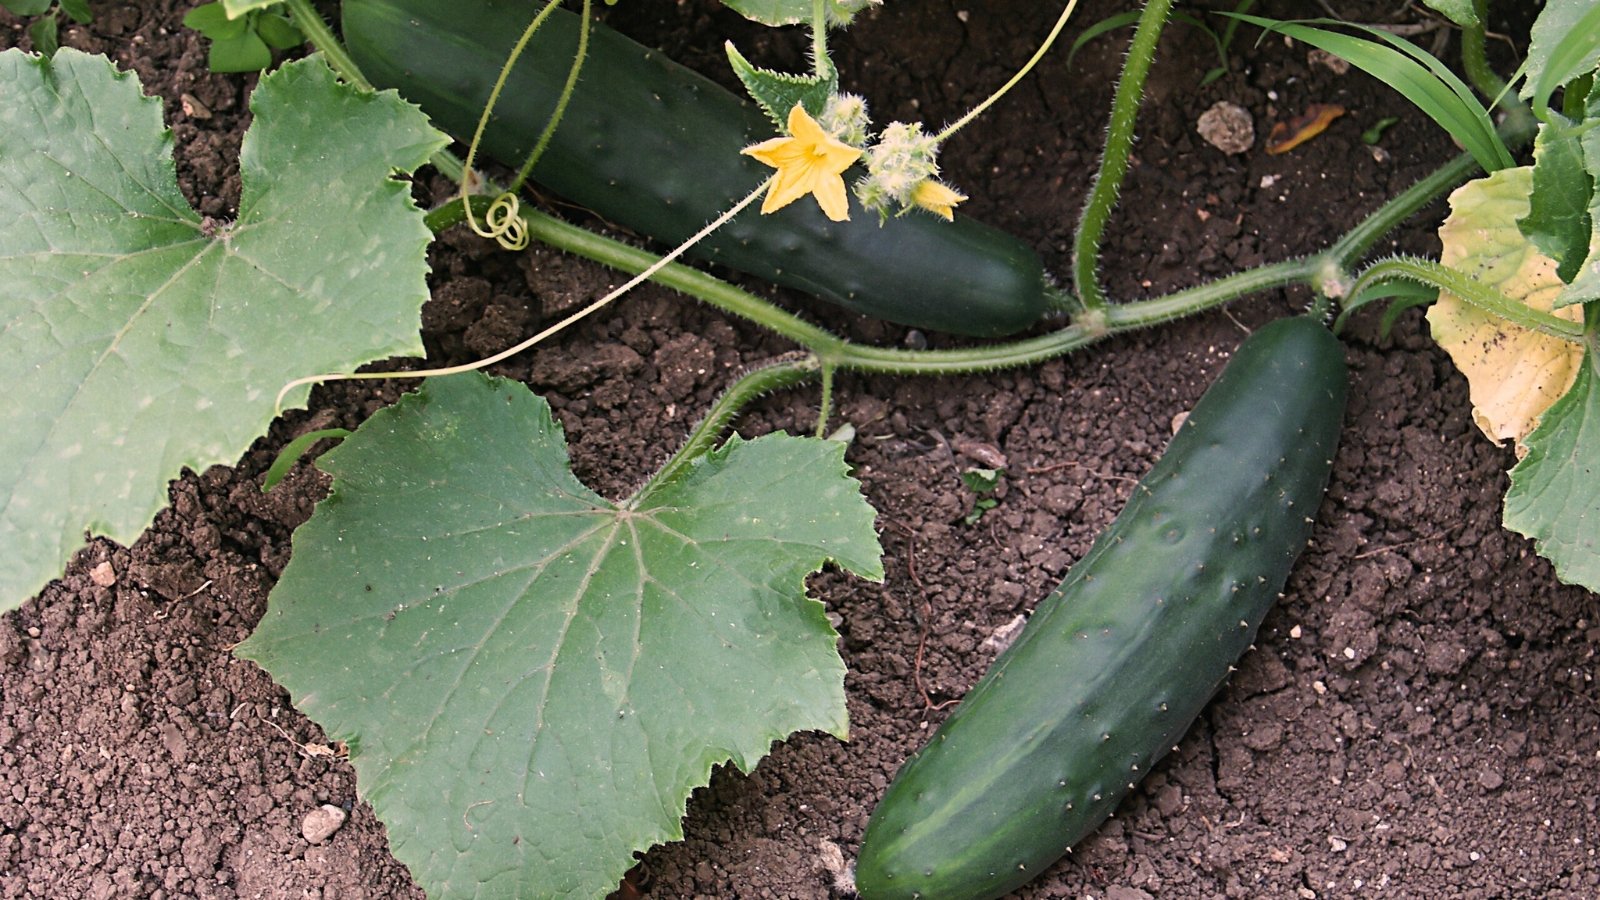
786,103,828,143
762,162,819,213
813,173,852,222
743,135,805,168
912,180,966,221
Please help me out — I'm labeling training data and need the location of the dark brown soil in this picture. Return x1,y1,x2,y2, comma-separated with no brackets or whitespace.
4,1,1598,898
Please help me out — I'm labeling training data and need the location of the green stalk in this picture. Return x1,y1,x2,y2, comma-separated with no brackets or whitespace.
1458,0,1508,102
1072,0,1174,311
1323,149,1482,271
812,0,829,73
1352,257,1586,342
1317,109,1538,289
1101,260,1313,329
631,357,819,506
283,0,371,90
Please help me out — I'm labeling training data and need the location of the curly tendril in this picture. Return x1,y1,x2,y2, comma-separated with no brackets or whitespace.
464,190,530,251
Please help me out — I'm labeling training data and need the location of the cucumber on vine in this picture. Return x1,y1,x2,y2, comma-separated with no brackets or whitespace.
341,0,1059,337
855,316,1349,900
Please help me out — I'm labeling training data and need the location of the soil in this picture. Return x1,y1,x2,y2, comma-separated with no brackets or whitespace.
3,1,1597,898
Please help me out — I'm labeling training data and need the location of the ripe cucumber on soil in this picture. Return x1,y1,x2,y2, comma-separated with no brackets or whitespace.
855,316,1350,900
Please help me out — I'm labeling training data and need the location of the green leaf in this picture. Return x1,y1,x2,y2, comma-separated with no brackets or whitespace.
959,467,1003,493
721,0,809,26
207,30,273,73
1520,115,1595,284
0,50,446,610
237,373,883,900
1420,0,1478,29
1228,14,1513,173
1,0,54,16
26,15,56,56
721,0,877,27
1554,87,1600,308
254,12,303,51
1523,0,1600,116
182,2,247,39
221,0,282,15
1066,10,1138,69
261,427,349,491
725,40,836,129
1505,346,1600,592
1362,115,1400,144
58,0,89,23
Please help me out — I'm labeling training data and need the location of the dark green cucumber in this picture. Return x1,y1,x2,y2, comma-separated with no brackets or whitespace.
854,316,1349,900
341,0,1054,337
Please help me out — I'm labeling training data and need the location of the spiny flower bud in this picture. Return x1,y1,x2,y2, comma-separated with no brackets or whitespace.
854,121,958,221
820,93,871,148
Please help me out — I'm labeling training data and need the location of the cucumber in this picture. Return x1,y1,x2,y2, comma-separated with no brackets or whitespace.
854,316,1349,900
340,0,1056,337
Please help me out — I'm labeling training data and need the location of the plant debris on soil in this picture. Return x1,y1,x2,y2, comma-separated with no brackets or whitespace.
2,1,1597,898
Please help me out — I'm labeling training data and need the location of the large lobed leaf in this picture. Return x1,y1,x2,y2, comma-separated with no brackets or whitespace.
1506,347,1600,593
0,50,445,609
237,373,883,900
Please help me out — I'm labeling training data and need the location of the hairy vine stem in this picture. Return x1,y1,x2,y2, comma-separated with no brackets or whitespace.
1350,257,1586,342
1071,0,1174,312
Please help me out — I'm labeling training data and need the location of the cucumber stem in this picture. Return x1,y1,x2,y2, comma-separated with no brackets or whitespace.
1319,106,1537,278
1071,0,1174,312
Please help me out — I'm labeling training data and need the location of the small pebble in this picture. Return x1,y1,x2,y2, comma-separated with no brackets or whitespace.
1197,101,1255,155
302,804,347,845
90,561,116,587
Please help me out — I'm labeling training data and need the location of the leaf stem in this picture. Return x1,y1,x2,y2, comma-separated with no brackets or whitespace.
1314,109,1538,290
1351,257,1586,342
632,356,820,506
1458,0,1509,102
282,0,370,91
816,363,836,437
811,0,829,76
1072,0,1174,312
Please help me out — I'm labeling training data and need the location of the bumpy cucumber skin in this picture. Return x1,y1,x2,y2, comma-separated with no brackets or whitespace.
854,317,1349,900
341,0,1052,338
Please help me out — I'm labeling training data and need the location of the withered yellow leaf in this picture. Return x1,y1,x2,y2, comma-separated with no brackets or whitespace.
1429,166,1584,452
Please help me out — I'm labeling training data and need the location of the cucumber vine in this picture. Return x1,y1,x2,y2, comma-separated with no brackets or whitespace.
8,1,1600,897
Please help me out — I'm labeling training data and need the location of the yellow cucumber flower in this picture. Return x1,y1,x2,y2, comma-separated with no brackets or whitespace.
743,103,863,222
911,179,967,221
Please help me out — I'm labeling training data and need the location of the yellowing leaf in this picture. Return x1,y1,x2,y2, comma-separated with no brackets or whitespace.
1265,103,1346,154
1429,166,1584,451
